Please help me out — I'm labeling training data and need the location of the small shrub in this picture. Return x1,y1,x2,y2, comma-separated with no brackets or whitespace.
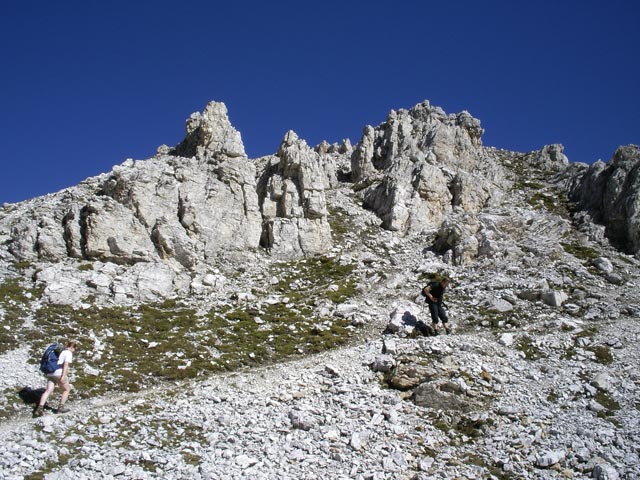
455,416,493,439
591,345,614,365
574,327,598,339
13,261,33,270
595,391,620,418
517,336,546,360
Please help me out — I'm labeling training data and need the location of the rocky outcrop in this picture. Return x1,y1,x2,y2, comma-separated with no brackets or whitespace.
1,99,638,305
257,131,333,259
0,103,272,302
569,145,640,254
352,101,506,234
173,101,246,160
526,143,569,171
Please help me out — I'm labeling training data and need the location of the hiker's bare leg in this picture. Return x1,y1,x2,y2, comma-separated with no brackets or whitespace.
38,379,57,408
59,380,71,407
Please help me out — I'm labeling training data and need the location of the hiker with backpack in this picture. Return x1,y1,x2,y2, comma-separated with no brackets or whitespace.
422,277,451,334
33,341,77,417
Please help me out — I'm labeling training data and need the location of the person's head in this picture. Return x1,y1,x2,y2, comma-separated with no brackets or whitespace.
64,341,77,351
441,278,450,287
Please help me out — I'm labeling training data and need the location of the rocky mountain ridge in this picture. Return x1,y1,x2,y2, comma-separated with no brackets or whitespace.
0,100,639,479
1,100,638,305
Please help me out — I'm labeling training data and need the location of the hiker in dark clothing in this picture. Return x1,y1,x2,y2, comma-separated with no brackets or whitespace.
422,278,451,334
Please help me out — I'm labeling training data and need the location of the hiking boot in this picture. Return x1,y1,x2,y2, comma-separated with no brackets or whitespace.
56,406,70,414
33,406,44,418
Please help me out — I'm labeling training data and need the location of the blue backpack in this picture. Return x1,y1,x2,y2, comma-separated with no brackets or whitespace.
39,344,64,374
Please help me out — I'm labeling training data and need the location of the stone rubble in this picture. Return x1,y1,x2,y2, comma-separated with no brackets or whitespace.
1,307,638,479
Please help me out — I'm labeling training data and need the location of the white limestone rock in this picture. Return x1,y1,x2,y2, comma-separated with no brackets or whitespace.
499,333,515,347
257,131,332,259
174,100,246,160
79,198,156,264
592,257,614,273
370,354,396,373
534,449,565,468
541,290,569,307
386,304,419,335
354,101,505,235
570,145,640,254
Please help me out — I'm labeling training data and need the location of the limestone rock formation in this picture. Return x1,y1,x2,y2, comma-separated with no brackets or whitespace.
257,131,332,259
0,99,638,306
569,145,640,253
2,99,640,480
173,101,246,160
0,102,268,302
351,100,505,234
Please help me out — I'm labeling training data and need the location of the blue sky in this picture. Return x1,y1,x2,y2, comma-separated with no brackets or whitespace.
1,0,638,203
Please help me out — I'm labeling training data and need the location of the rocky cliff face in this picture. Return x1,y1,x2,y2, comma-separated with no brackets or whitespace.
256,130,333,259
352,100,504,235
569,144,640,254
0,100,638,304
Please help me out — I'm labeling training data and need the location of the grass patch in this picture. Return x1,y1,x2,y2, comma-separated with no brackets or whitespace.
4,255,362,420
575,327,598,339
595,391,620,419
327,204,381,247
563,346,577,360
0,387,18,419
327,206,352,244
561,242,600,262
24,299,356,398
528,192,555,210
19,278,358,401
591,345,614,365
13,261,33,270
455,416,494,439
271,255,359,304
527,187,570,217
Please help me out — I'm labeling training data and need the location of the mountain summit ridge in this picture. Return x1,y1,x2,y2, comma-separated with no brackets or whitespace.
1,99,637,305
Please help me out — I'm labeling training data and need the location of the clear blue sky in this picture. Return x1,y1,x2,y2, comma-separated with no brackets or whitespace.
1,0,638,203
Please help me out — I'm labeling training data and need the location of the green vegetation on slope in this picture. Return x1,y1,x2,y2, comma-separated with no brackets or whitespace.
0,254,361,411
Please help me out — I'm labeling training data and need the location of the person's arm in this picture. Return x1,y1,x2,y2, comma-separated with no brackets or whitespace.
424,285,437,303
